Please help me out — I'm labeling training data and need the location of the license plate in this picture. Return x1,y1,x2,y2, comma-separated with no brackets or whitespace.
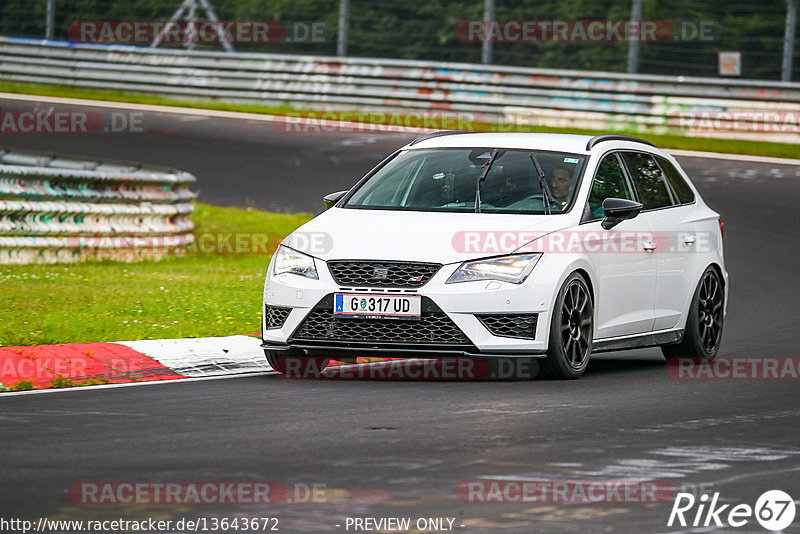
334,293,421,320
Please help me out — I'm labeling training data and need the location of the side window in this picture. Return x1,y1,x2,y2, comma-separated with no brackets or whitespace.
621,152,674,210
588,153,632,220
655,156,696,205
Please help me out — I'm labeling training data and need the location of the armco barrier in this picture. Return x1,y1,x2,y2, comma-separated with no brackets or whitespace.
0,147,195,264
1,37,800,142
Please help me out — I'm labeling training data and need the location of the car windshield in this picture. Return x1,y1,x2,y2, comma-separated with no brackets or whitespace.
343,148,586,214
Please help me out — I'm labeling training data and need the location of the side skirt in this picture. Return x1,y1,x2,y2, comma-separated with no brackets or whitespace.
592,329,684,353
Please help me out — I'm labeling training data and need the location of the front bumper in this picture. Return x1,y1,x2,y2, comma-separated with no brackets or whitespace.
262,258,554,358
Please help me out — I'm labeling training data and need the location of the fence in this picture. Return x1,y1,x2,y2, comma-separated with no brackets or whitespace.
0,145,195,264
1,0,798,80
2,37,800,143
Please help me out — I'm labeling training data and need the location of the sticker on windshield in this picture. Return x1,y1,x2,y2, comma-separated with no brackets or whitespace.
563,157,580,164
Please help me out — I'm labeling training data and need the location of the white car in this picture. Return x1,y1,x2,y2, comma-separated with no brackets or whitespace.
262,133,727,379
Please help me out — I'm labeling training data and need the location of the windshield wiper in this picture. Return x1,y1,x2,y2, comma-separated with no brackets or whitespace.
530,152,553,215
474,149,500,213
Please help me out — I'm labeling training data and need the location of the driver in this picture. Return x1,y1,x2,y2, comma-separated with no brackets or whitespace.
549,165,575,211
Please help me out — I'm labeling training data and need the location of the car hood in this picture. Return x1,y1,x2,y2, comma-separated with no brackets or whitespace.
283,207,576,264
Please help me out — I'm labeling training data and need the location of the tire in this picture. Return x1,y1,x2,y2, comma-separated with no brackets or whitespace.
264,350,330,378
661,267,724,361
540,272,594,379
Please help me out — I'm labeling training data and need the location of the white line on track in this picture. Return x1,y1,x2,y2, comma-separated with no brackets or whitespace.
3,91,799,165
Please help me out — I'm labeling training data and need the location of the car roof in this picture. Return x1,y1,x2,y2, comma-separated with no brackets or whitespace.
403,132,661,156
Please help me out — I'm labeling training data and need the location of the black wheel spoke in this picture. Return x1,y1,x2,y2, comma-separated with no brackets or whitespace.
698,272,723,353
558,280,593,370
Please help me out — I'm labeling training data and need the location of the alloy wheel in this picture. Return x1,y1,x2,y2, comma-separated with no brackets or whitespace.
560,280,593,369
697,271,723,353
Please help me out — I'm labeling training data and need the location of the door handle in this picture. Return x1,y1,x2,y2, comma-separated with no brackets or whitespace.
683,235,697,245
643,241,657,252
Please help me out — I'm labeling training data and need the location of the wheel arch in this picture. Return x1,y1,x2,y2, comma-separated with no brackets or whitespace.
707,262,725,288
706,261,728,315
573,267,595,305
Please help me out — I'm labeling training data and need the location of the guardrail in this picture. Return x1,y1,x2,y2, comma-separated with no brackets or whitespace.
0,146,195,264
1,37,800,143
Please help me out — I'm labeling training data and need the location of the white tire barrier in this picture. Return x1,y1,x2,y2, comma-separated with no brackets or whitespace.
0,148,195,264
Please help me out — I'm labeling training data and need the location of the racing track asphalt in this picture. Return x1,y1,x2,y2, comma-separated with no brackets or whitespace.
1,96,800,533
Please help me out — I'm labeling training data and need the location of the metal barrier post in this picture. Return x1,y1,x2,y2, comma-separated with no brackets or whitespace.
627,0,643,74
481,0,494,65
337,0,349,57
784,0,797,82
45,0,55,41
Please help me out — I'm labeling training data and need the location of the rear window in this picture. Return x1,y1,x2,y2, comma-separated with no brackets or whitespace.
621,152,674,210
656,156,696,205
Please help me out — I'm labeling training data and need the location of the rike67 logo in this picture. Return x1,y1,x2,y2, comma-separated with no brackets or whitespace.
668,490,795,531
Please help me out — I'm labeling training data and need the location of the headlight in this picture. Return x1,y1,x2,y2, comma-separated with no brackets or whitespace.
446,253,542,284
273,245,318,280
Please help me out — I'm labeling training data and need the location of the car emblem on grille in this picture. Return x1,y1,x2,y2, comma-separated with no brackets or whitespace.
409,275,424,282
373,267,389,280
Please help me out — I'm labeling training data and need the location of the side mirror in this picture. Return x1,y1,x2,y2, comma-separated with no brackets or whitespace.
323,190,348,210
601,198,643,230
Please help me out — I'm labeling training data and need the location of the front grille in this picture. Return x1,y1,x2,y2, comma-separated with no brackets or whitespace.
327,260,441,288
291,294,470,345
265,305,292,329
477,314,538,339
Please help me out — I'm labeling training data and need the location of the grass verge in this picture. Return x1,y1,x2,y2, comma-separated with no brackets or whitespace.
1,80,798,159
0,204,313,347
